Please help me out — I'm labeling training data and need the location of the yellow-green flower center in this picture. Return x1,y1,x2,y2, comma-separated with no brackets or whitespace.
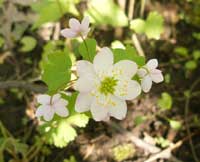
99,77,118,95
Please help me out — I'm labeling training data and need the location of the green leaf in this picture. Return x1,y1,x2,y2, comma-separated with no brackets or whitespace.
164,73,171,84
130,11,164,39
78,38,96,62
31,0,80,29
192,32,200,40
0,37,4,48
85,0,128,27
134,116,146,126
125,46,145,66
157,92,173,110
155,137,170,148
111,40,125,49
42,50,72,93
113,47,145,66
19,36,37,52
145,12,164,39
63,156,77,162
169,120,181,130
185,60,197,70
174,46,188,57
130,19,146,33
192,50,200,60
67,113,89,127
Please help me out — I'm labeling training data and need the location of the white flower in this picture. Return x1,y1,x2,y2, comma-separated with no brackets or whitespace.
61,17,90,38
35,94,69,121
137,59,164,93
74,47,141,121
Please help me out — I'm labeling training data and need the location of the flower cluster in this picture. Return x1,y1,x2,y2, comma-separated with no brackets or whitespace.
35,17,163,122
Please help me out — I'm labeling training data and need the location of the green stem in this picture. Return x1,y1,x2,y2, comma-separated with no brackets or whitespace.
80,35,92,62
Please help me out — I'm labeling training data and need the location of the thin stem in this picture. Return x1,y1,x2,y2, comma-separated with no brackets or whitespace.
184,78,200,162
132,34,145,56
140,0,146,17
80,35,92,62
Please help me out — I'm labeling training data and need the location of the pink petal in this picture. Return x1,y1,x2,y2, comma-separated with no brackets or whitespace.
141,75,152,93
151,69,164,83
69,18,81,31
81,16,90,31
146,59,158,70
35,105,45,117
60,28,77,38
75,93,93,113
37,94,50,104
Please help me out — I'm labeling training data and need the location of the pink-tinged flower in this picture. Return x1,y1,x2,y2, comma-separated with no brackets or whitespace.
137,59,164,93
35,94,69,121
60,17,90,38
74,47,141,121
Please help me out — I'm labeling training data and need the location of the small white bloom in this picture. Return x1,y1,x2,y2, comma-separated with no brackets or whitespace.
137,59,164,93
60,17,90,38
74,47,141,121
35,94,69,121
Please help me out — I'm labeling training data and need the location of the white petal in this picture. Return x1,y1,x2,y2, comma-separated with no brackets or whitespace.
150,69,164,83
43,106,55,121
137,68,147,78
37,94,50,104
60,28,77,38
141,75,152,93
76,60,95,77
113,60,138,78
90,99,109,121
54,98,68,107
146,59,158,70
81,16,90,31
115,79,141,100
55,105,69,117
69,18,80,31
75,93,93,112
108,96,127,120
93,47,113,77
81,28,90,38
52,94,61,104
35,105,45,117
74,76,97,93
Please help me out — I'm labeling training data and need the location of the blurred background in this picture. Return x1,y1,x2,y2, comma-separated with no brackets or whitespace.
0,0,200,162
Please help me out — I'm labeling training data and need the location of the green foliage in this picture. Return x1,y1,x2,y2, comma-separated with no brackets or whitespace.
0,122,28,161
185,60,197,70
112,144,135,161
39,93,89,148
155,137,170,148
19,36,37,52
31,0,80,29
164,73,171,84
192,50,200,60
157,92,173,110
63,156,77,162
134,115,147,126
174,46,188,57
130,12,164,39
111,40,125,49
169,120,181,130
113,46,145,66
0,36,4,48
192,32,200,40
78,38,96,62
85,0,128,27
41,50,72,93
130,19,146,34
